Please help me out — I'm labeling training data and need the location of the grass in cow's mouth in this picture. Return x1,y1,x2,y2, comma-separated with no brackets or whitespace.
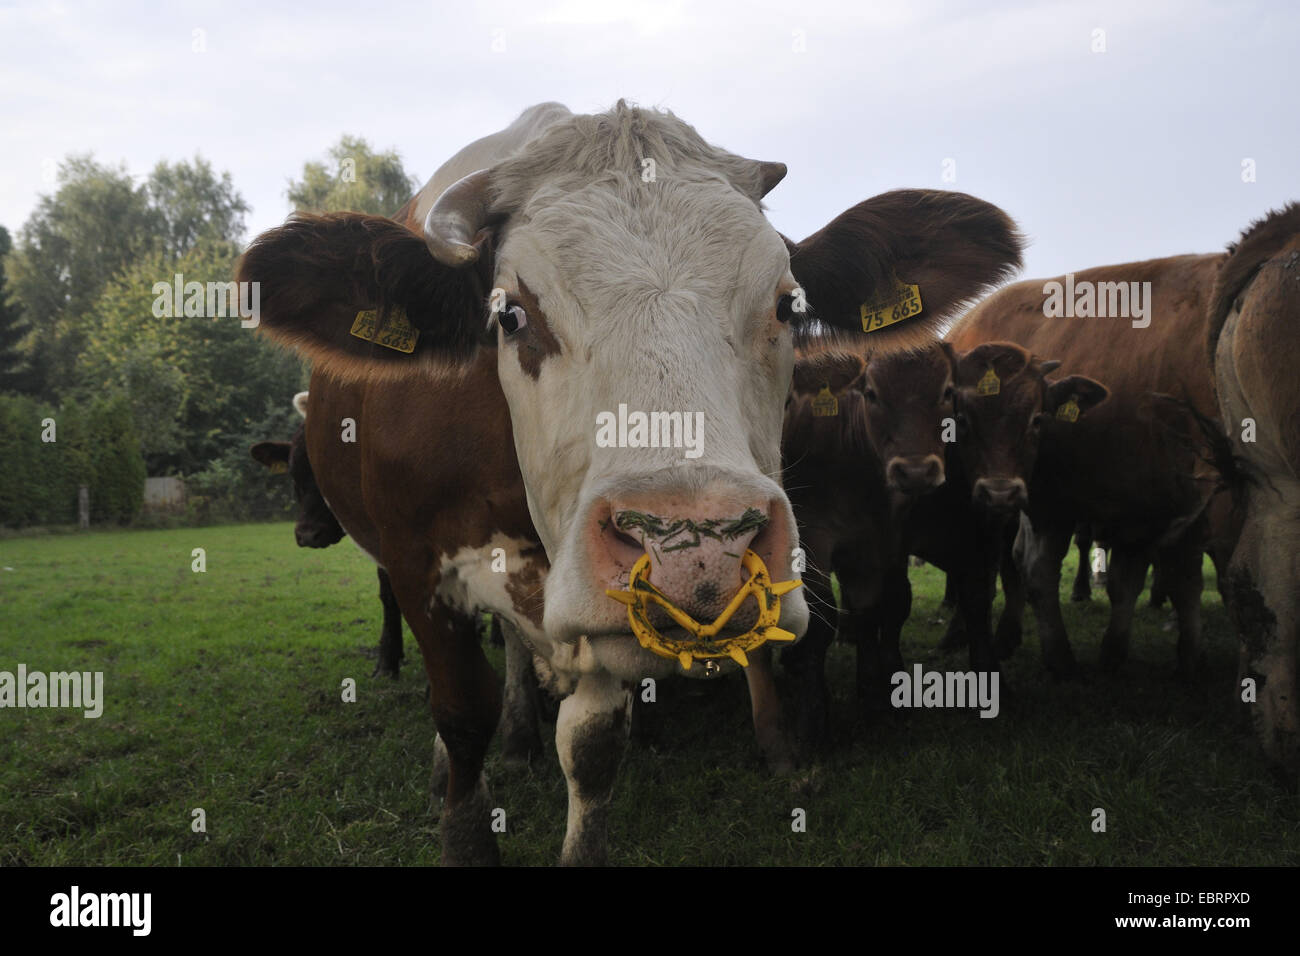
0,522,1296,866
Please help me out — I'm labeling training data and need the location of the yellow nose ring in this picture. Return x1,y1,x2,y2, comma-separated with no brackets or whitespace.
604,550,802,671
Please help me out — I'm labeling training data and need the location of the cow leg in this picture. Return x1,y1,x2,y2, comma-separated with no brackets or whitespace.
1148,559,1169,609
1097,545,1151,673
497,618,545,765
1226,488,1299,773
1016,513,1077,677
858,562,908,710
391,568,502,866
941,573,957,611
1157,540,1207,678
781,572,835,757
993,530,1024,659
745,644,795,775
1070,524,1093,602
556,670,633,866
372,567,404,679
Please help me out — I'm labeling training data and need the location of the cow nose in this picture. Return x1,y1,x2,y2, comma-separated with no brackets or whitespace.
592,495,796,625
972,477,1027,514
886,454,945,494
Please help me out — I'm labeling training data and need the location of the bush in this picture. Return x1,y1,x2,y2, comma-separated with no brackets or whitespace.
0,392,146,528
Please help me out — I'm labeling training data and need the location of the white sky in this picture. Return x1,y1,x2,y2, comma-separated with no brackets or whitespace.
1,0,1295,279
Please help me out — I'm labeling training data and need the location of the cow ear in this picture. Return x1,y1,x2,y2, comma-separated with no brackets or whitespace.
1047,375,1109,418
787,189,1023,351
236,213,489,380
955,342,1031,388
250,441,291,468
791,350,866,394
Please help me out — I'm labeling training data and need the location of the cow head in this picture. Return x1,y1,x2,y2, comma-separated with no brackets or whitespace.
950,342,1108,514
250,427,345,548
862,343,957,494
239,103,1022,674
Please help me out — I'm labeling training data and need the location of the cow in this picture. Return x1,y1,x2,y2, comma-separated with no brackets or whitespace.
948,255,1230,678
780,340,1107,751
238,101,1023,864
250,393,407,679
1209,202,1300,773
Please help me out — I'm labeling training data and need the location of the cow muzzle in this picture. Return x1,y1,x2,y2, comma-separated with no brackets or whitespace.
604,549,801,670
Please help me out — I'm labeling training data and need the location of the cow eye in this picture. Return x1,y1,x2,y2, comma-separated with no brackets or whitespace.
1030,412,1046,431
864,386,878,402
499,304,528,335
943,386,955,403
776,294,795,322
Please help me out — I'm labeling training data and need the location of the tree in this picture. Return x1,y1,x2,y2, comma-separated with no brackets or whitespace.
0,226,28,392
5,155,253,400
287,135,418,217
5,156,155,398
147,157,250,259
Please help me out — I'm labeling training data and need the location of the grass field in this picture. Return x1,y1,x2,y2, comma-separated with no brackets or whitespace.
1,523,1296,866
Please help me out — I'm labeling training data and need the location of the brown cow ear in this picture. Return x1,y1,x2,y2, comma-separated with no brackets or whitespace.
237,212,488,380
787,189,1023,351
250,441,291,468
791,350,866,394
1047,376,1109,418
955,342,1031,387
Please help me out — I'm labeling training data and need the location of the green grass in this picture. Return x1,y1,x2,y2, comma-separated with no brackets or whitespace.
0,523,1296,865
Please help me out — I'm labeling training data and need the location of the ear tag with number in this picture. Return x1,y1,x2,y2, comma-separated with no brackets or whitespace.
976,366,1001,396
812,384,839,417
1056,396,1081,422
350,306,420,353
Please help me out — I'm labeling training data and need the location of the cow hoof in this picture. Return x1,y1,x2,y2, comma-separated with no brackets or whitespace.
1070,588,1091,603
992,623,1022,660
371,659,401,679
1098,642,1127,674
1045,654,1079,680
937,629,968,653
440,778,501,867
500,734,542,768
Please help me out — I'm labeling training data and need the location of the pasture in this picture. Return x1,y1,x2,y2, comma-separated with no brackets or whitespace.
1,522,1296,866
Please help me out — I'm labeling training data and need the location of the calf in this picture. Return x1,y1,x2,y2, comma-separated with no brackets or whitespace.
1209,202,1300,773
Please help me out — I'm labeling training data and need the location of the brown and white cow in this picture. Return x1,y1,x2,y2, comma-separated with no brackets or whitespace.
1209,202,1300,773
238,101,1023,864
949,255,1230,678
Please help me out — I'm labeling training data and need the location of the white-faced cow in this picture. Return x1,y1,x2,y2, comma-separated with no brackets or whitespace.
1209,203,1300,774
238,101,1023,864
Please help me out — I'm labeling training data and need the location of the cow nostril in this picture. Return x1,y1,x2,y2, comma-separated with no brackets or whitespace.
693,581,721,607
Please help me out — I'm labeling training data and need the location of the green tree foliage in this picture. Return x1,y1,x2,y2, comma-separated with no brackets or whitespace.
0,226,28,392
5,155,251,400
76,239,306,476
286,135,418,216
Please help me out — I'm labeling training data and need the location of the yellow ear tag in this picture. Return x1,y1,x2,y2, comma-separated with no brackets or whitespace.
976,366,1001,396
1056,396,1081,422
350,306,420,353
269,461,288,475
812,384,839,417
859,277,923,333
604,550,802,671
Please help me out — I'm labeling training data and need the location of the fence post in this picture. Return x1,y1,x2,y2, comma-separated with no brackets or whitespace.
78,485,90,529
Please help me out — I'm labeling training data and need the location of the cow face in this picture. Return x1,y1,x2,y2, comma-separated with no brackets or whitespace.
951,342,1108,514
862,343,956,494
239,103,1023,671
250,429,344,548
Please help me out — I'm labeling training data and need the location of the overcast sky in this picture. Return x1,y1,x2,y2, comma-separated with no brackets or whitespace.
2,0,1295,280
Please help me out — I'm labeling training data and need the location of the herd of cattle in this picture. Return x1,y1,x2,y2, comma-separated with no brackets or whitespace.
237,102,1298,865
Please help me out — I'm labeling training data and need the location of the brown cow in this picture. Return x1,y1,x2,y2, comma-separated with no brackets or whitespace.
1209,202,1300,773
949,255,1229,677
250,401,406,679
239,102,1023,864
782,341,1107,749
